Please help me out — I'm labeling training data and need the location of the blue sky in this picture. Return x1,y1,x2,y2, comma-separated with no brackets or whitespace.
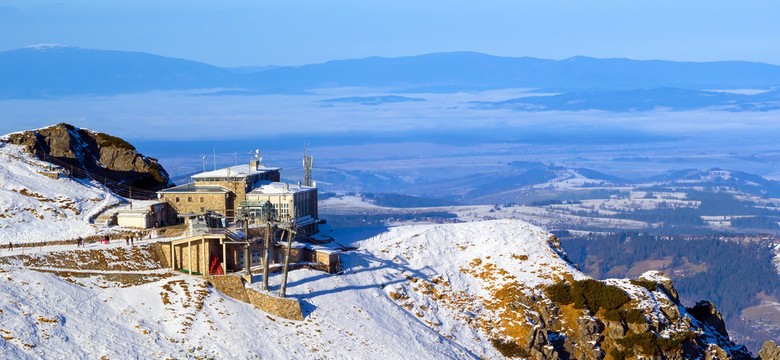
2,0,779,66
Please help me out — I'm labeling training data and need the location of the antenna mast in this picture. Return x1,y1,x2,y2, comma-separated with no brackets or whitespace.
303,144,313,187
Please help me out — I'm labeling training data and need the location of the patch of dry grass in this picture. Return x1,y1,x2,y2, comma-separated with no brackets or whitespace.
9,245,164,272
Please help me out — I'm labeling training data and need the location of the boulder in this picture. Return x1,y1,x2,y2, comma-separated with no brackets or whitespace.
686,301,728,338
639,270,680,303
759,340,780,360
5,123,173,194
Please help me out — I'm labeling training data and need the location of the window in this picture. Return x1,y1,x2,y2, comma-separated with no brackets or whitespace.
200,197,204,203
188,197,192,202
175,197,180,203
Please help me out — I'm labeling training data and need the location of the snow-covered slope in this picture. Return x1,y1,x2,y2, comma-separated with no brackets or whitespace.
774,244,780,275
0,220,751,359
350,220,750,359
0,142,120,245
349,220,585,357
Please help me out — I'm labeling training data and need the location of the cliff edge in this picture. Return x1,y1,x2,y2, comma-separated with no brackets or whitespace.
3,123,173,195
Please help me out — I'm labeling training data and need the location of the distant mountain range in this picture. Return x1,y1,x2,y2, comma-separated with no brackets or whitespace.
321,95,426,105
645,168,780,198
250,52,780,92
0,45,242,98
472,88,780,112
3,45,780,112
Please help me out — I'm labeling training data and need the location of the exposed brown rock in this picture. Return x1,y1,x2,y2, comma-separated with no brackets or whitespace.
687,300,729,338
520,277,759,360
758,340,780,360
639,271,680,303
4,123,173,195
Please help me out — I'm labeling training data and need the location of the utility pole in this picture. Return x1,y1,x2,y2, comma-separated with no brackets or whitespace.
244,216,250,278
279,226,295,297
262,221,272,291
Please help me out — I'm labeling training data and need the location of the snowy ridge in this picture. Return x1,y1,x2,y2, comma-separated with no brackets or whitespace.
774,244,780,275
355,220,585,357
0,219,751,358
0,142,121,245
532,168,609,190
22,44,69,50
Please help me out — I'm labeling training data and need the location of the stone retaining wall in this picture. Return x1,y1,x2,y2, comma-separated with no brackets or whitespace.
245,288,304,321
205,275,249,303
204,275,303,321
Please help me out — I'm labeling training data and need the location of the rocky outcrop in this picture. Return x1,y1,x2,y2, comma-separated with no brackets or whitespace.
759,340,780,360
688,300,729,338
502,274,756,360
4,123,173,195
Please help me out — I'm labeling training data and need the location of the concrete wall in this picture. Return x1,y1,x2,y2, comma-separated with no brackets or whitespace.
160,192,230,217
149,242,170,268
193,179,246,217
151,202,177,227
117,213,151,228
315,250,340,273
271,245,304,264
158,241,172,268
245,189,319,234
162,236,340,275
166,238,226,275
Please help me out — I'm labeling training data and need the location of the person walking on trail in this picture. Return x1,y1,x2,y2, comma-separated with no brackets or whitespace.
8,242,12,251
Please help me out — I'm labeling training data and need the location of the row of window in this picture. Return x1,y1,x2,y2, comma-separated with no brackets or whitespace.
170,192,314,220
174,196,206,203
243,201,293,220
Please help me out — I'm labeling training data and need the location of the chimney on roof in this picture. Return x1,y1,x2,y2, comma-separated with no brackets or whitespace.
249,160,258,171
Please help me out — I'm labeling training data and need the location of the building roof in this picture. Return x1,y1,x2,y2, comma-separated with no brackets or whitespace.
157,183,230,194
246,181,316,196
192,164,281,180
116,209,150,216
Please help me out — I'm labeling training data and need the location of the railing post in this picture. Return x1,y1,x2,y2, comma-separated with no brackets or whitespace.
262,222,271,291
280,228,295,297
